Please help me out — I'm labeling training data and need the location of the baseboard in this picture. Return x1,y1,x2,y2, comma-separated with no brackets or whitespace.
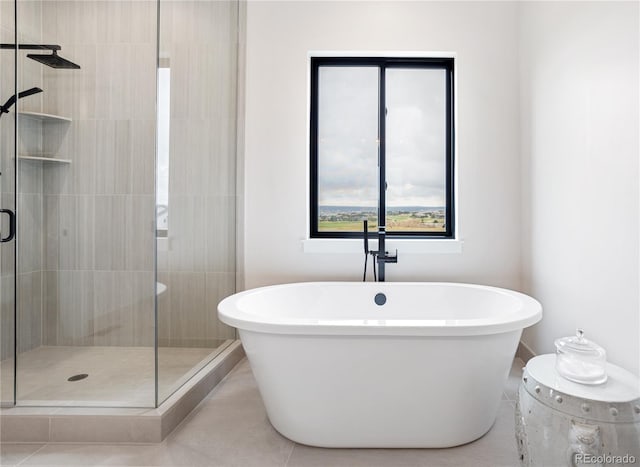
516,340,536,363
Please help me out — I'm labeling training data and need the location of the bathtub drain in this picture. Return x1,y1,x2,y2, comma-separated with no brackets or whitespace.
374,293,386,306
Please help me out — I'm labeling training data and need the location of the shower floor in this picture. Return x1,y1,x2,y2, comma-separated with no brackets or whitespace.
0,342,232,407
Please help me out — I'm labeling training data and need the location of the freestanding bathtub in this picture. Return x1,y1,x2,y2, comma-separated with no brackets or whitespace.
218,282,542,448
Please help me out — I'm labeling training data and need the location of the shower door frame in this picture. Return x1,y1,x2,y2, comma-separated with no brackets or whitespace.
3,0,239,410
0,0,20,406
5,0,160,409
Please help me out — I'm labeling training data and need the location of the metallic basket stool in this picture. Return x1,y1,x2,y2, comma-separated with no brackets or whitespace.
516,354,640,466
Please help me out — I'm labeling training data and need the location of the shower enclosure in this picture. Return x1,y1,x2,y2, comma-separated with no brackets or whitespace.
0,0,239,408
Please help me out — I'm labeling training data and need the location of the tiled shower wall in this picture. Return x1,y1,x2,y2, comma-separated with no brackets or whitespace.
157,1,238,347
2,0,238,355
1,0,47,358
40,0,157,347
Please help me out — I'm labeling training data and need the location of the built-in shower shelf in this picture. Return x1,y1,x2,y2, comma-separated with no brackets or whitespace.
18,111,72,123
18,155,71,164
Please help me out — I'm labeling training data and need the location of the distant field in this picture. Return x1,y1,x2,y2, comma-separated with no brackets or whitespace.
319,212,445,232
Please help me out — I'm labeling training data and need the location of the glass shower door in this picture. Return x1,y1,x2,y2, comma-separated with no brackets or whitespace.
2,0,239,409
156,0,239,405
0,0,18,407
12,0,158,408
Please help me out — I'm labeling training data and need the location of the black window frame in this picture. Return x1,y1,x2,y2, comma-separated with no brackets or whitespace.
309,56,455,239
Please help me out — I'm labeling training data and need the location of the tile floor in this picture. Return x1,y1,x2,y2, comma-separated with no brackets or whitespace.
1,344,231,406
0,357,525,467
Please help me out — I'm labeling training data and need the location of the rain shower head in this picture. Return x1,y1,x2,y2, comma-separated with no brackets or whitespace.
1,43,81,69
27,50,80,69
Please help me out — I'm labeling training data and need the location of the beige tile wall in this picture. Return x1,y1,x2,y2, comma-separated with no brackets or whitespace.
157,0,239,347
40,0,158,348
2,0,240,360
1,4,16,362
1,0,45,359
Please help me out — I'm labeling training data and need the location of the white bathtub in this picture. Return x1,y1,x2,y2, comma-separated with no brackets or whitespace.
218,282,542,448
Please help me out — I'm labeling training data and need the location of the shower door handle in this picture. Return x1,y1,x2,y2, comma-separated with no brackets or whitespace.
0,209,15,242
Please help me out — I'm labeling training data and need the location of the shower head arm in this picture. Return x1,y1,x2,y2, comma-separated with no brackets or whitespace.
0,43,61,51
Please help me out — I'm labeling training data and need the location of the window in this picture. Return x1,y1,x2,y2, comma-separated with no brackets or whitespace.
156,64,170,235
310,57,454,238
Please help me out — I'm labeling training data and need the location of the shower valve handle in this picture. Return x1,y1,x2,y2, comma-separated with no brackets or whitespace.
0,209,15,243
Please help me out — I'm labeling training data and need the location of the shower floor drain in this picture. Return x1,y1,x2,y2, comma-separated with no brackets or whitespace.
67,374,88,382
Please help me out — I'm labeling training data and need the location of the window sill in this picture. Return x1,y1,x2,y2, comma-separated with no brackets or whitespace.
302,238,463,254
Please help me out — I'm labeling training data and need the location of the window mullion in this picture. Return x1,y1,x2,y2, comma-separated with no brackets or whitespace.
446,66,454,237
378,65,386,232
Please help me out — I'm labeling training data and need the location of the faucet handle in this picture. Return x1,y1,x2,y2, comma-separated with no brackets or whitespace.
388,249,398,263
379,249,398,263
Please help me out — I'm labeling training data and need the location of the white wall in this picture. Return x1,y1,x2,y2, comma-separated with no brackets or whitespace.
519,2,640,375
244,0,640,376
244,1,521,289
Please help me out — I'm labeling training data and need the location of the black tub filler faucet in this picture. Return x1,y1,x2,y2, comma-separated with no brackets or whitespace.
362,220,397,282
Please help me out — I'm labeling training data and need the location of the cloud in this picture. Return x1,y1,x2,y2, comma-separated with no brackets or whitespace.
317,66,447,207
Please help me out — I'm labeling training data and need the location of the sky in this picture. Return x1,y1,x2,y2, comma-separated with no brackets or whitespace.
317,66,446,208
